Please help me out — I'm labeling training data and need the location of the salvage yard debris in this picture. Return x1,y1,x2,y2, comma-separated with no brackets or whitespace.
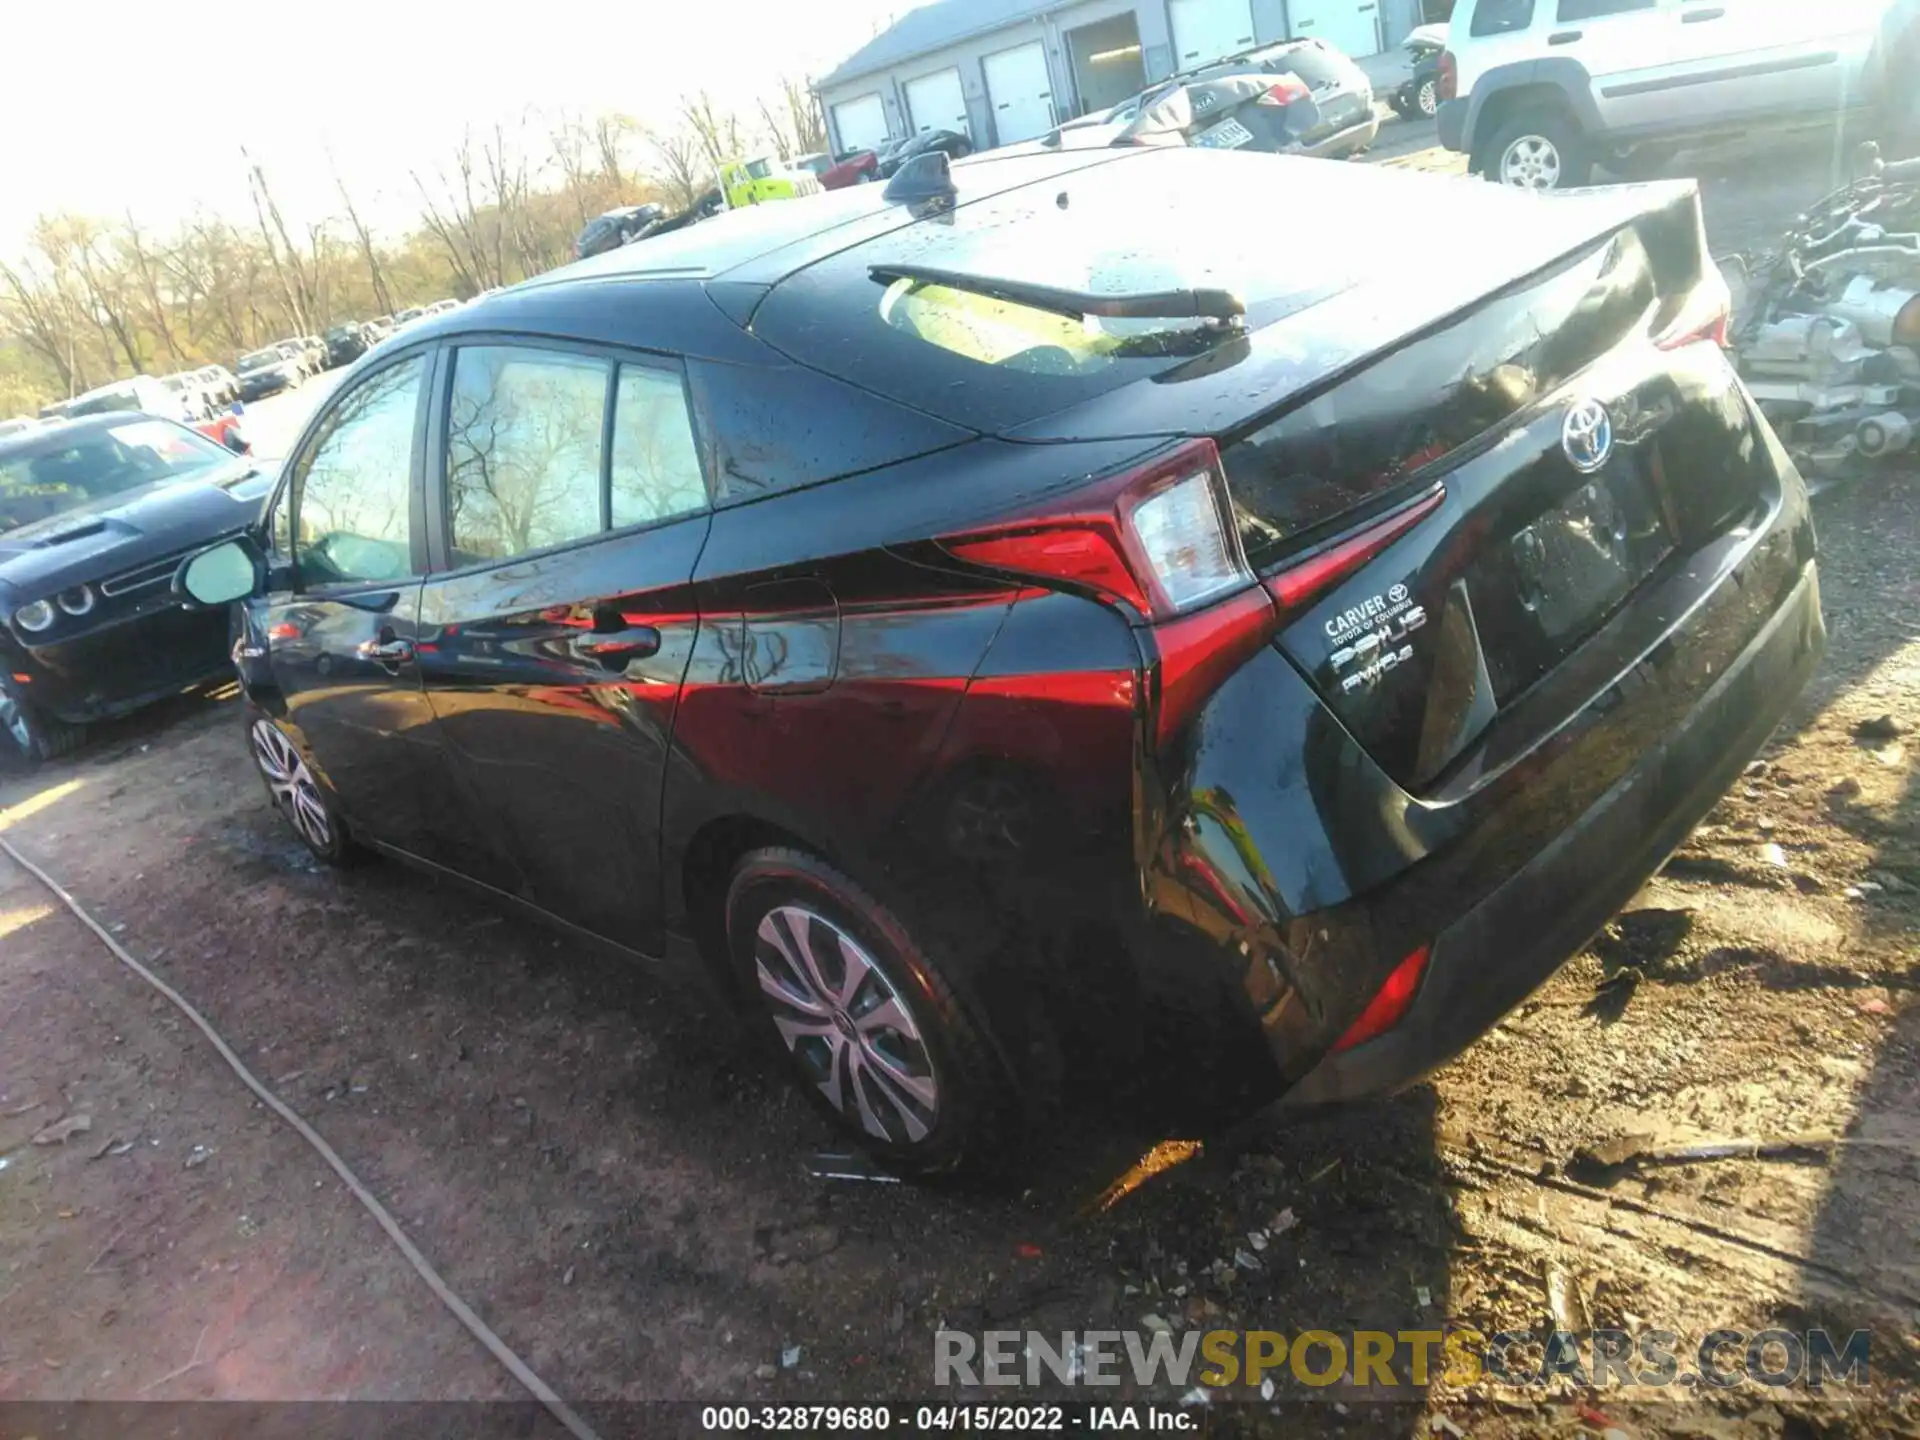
1729,145,1920,489
30,1113,91,1146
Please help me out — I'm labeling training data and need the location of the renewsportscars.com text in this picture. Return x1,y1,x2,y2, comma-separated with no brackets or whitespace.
934,1326,1871,1393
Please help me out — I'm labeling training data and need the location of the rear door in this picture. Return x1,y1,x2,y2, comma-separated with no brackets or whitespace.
416,340,711,956
260,351,506,879
1653,0,1885,120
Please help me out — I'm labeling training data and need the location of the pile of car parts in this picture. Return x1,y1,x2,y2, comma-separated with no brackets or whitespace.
1728,147,1920,490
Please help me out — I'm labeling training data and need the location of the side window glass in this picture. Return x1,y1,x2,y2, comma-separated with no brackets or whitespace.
610,364,708,529
446,346,608,566
292,356,424,587
1471,0,1536,35
1557,0,1653,19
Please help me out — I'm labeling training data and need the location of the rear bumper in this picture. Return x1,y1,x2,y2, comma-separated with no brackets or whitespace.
1303,112,1381,158
1284,559,1824,1106
1128,406,1821,1114
1437,97,1468,152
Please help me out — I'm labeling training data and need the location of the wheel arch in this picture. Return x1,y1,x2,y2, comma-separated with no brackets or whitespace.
676,810,828,1002
1463,58,1599,163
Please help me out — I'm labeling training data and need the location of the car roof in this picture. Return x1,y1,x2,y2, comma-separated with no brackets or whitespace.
508,149,1128,290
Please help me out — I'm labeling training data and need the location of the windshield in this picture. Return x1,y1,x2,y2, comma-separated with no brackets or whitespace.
746,158,775,180
239,349,282,371
326,325,357,341
0,418,233,533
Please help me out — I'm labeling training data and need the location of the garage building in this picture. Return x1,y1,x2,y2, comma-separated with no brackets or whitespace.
818,0,1422,155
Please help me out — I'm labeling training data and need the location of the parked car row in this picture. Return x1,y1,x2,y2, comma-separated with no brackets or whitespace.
0,143,1817,1179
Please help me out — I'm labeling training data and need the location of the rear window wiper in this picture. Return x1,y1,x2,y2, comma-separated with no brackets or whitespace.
868,263,1246,326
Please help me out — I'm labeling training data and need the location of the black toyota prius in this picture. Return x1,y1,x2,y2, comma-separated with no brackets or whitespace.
177,147,1822,1177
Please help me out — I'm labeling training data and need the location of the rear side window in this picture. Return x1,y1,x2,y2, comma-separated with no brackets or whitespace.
1557,0,1654,17
610,365,707,528
441,346,710,568
445,346,607,565
1471,0,1536,34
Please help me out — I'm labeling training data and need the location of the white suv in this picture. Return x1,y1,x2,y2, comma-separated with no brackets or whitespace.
1436,0,1920,188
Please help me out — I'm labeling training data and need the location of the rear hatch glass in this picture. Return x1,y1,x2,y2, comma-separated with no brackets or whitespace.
748,148,1424,432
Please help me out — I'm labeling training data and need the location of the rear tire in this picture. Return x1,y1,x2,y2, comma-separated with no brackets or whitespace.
1479,106,1592,190
1416,78,1439,118
725,847,1017,1180
245,704,357,867
0,676,85,775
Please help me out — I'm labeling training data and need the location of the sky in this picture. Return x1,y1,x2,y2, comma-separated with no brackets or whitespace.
0,0,909,254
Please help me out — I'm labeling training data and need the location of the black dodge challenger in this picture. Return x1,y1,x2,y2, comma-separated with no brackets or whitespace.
1,412,274,767
176,147,1823,1176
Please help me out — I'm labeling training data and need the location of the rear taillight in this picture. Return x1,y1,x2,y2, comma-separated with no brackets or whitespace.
1437,49,1458,102
1331,944,1430,1053
942,439,1253,622
1654,262,1733,350
1264,487,1445,621
1256,74,1312,107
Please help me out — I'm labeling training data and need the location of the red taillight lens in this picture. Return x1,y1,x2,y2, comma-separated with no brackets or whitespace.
1257,74,1312,107
1331,944,1431,1053
946,527,1152,615
1654,264,1733,351
941,439,1253,622
1263,487,1445,621
1437,49,1458,101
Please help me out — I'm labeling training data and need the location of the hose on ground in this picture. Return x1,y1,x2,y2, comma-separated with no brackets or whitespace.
0,827,601,1440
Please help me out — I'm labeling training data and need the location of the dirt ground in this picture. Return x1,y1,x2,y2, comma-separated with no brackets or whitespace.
4,152,1920,1439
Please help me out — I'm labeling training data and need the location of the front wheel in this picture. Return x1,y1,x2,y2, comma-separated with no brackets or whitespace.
725,847,1015,1179
1479,107,1592,190
246,706,357,866
0,676,84,774
1416,77,1439,119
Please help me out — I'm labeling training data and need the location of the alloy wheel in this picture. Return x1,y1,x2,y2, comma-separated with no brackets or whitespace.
0,686,32,753
753,904,939,1145
1417,79,1438,118
1500,135,1562,189
250,718,332,852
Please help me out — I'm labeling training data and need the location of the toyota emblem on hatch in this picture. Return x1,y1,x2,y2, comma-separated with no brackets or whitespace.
1562,398,1613,474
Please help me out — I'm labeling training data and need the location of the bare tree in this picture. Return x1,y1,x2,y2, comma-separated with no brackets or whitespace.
683,92,745,167
332,162,395,317
244,150,314,334
649,127,705,210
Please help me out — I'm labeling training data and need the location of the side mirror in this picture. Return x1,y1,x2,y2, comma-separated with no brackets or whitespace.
175,538,264,608
224,429,251,454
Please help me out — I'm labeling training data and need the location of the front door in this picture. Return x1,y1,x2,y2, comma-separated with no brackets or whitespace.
417,342,712,956
258,351,507,881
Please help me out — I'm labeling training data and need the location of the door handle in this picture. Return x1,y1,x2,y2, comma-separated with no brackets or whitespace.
570,625,662,667
1682,6,1725,19
357,636,414,667
1548,29,1582,44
